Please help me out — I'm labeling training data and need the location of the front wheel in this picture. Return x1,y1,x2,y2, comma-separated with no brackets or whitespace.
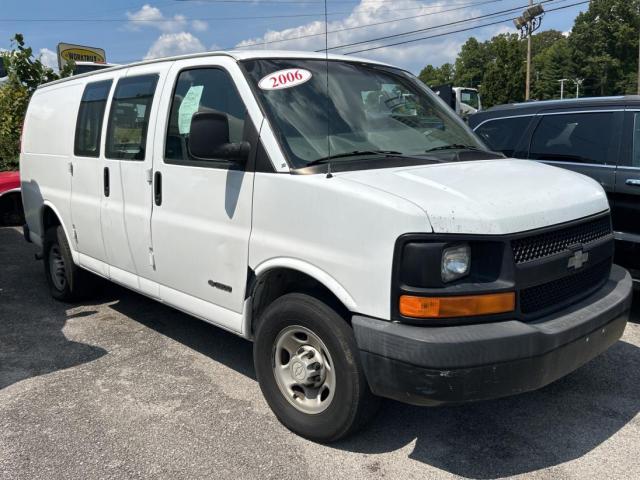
254,293,379,442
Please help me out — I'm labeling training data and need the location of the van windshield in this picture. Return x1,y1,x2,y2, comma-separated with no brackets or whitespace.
241,59,486,168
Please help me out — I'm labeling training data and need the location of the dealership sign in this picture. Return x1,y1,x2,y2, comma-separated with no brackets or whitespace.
57,43,106,69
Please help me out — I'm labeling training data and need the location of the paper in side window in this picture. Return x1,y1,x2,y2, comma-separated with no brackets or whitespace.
178,85,204,134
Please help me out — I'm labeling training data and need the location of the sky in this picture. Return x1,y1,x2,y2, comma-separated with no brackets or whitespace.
0,0,588,74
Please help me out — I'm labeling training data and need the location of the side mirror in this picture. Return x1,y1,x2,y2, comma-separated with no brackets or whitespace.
188,111,250,164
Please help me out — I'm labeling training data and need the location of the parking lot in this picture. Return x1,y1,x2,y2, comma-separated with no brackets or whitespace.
1,225,639,480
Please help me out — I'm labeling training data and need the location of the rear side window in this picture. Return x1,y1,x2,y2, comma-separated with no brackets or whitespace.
165,68,246,165
74,80,112,157
106,75,158,160
529,112,615,165
474,116,531,157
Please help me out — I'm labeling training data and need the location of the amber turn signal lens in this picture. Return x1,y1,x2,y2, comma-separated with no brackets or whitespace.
399,292,515,319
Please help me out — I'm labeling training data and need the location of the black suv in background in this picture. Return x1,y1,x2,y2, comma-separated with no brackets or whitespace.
468,96,640,279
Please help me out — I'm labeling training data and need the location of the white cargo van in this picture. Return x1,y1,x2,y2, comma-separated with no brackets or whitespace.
20,51,633,442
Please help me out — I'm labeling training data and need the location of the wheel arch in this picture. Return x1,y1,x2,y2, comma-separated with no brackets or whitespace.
0,189,24,225
247,258,358,337
40,201,77,262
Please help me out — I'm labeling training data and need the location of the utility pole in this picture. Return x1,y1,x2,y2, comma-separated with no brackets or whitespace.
514,3,545,101
559,79,569,100
574,78,584,99
526,0,532,101
637,22,640,95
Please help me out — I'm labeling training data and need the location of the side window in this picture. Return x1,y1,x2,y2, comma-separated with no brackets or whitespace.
106,75,158,160
474,116,532,157
529,112,615,165
165,68,246,165
74,80,112,157
632,113,640,168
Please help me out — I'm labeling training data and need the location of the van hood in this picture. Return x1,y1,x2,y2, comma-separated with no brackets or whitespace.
338,159,609,235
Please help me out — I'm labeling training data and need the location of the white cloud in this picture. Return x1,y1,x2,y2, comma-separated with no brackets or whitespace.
127,4,188,33
144,32,206,60
236,0,513,72
192,20,209,32
39,48,58,70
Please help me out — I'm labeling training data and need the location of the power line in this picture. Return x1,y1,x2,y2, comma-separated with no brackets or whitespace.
236,0,508,49
343,0,589,54
320,0,558,52
0,0,506,23
173,0,415,4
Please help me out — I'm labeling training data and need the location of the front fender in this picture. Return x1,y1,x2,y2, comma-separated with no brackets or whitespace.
253,257,358,312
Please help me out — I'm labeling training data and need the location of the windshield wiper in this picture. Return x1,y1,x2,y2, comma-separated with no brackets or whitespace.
306,150,403,167
425,144,485,153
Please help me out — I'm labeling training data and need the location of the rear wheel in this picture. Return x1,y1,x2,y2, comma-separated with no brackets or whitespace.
254,293,379,442
43,225,95,301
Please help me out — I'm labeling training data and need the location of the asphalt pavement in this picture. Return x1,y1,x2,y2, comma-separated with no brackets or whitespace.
1,226,639,480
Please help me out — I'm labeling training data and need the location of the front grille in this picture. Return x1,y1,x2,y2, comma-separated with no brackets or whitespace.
512,216,611,264
520,259,611,315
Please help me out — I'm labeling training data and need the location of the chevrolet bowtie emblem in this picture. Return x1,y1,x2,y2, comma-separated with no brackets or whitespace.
568,249,589,270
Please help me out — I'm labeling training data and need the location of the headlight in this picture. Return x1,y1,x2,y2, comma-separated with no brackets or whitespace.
441,244,471,282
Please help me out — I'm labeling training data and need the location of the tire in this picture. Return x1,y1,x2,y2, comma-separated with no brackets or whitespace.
43,225,95,301
254,293,380,442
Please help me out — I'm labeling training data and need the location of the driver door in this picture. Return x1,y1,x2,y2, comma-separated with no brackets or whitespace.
149,58,255,333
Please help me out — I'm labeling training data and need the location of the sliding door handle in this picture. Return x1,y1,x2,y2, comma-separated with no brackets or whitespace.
154,171,162,206
625,178,640,187
103,167,110,197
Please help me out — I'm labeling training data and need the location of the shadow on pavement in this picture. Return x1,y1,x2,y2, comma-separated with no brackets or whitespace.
106,283,255,379
105,264,640,479
0,227,107,390
630,288,640,324
2,225,639,478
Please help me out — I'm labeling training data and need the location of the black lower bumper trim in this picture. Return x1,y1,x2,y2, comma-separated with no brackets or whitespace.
354,265,632,406
360,311,627,406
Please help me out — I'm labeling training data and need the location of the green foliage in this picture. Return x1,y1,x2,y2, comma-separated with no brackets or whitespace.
419,0,640,108
418,62,455,86
481,33,526,107
0,34,74,171
569,0,640,96
454,37,489,88
0,83,29,171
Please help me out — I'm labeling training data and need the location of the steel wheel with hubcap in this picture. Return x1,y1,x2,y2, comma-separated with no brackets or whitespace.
48,244,68,291
273,325,336,414
43,225,95,301
254,292,379,442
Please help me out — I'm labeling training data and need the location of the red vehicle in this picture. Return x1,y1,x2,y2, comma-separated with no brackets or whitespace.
0,171,23,225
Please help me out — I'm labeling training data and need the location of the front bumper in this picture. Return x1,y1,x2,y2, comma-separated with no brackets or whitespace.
353,265,633,406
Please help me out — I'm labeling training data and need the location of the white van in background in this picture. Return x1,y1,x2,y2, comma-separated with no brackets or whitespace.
20,51,632,442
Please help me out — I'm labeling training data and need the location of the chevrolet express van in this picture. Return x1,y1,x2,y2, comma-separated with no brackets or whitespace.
20,51,633,442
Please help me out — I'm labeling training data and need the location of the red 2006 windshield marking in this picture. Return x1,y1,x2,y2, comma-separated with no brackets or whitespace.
266,70,306,89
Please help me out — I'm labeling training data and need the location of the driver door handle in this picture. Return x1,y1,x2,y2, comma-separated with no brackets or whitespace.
626,178,640,187
103,167,110,197
154,171,162,206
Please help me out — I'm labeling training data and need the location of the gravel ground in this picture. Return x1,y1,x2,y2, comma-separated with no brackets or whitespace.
1,226,639,480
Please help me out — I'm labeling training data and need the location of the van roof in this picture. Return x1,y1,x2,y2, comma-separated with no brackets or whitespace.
40,50,396,88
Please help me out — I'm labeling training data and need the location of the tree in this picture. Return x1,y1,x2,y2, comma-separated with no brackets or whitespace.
0,34,74,171
481,34,526,107
531,36,575,100
454,37,489,88
418,62,455,86
569,0,640,96
419,0,640,107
